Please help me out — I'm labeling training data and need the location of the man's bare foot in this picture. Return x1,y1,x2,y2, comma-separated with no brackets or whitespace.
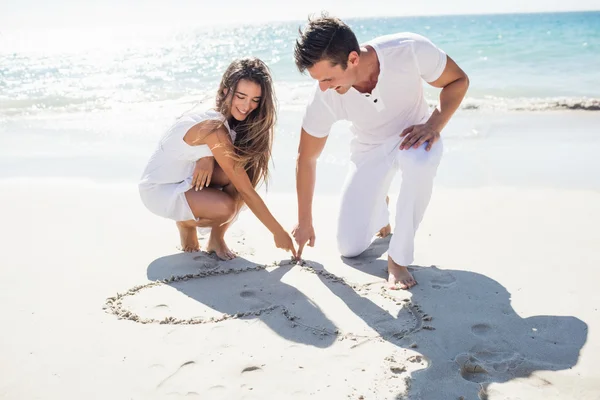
176,221,200,252
376,196,392,238
387,256,417,290
207,234,236,261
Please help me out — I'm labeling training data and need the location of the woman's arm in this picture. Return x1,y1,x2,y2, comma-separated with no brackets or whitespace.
192,124,296,257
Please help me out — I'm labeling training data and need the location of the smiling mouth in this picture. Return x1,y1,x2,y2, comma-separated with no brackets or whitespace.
236,107,248,115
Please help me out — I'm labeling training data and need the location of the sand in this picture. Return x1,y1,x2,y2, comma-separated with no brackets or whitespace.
1,180,599,399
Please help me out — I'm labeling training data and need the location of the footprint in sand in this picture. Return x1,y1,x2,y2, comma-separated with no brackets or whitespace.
192,254,219,268
241,366,262,373
430,268,457,289
471,323,493,336
176,392,201,398
458,359,489,383
456,350,537,384
237,289,273,312
156,360,200,391
155,361,210,397
239,290,256,298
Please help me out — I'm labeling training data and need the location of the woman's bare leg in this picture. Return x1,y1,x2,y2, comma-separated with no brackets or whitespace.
176,220,202,252
176,164,243,259
176,183,236,255
206,179,244,260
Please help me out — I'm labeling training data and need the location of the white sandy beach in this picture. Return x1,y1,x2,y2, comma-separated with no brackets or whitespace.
1,180,599,399
2,7,600,399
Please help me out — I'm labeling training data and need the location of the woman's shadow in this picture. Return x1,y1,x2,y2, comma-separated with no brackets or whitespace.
323,236,589,398
146,251,338,348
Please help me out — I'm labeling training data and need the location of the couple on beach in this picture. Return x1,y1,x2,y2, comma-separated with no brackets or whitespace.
139,14,469,290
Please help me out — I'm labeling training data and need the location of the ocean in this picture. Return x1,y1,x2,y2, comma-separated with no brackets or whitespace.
1,11,599,191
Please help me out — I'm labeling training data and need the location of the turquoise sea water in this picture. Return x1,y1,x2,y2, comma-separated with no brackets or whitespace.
1,11,599,116
1,11,599,189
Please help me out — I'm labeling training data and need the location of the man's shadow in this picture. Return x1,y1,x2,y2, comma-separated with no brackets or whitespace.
146,252,337,348
319,236,589,398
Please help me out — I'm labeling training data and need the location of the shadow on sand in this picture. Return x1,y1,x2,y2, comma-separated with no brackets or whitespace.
144,237,587,399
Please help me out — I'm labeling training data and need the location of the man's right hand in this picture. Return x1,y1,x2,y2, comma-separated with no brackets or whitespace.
291,223,316,259
294,129,327,260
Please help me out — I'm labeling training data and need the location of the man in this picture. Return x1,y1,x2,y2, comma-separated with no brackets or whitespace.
292,14,469,289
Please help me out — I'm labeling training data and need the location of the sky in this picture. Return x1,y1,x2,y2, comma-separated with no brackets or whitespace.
1,0,599,29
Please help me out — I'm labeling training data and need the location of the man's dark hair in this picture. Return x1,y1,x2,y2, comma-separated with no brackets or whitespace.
294,13,360,73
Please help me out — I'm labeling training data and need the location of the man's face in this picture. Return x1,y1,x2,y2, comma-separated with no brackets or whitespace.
307,56,357,95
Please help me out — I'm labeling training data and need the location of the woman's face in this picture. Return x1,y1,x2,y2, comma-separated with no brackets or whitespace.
229,79,262,121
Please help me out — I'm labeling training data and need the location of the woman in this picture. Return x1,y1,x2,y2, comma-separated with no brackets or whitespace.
139,58,296,260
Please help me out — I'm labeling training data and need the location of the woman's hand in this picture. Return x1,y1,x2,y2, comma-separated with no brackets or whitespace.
274,228,298,260
192,157,215,191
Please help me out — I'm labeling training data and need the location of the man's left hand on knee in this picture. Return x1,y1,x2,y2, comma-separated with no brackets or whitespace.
399,124,440,151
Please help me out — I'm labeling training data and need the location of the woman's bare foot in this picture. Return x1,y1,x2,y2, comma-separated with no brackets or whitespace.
176,221,200,252
207,233,236,260
376,196,392,238
387,256,417,290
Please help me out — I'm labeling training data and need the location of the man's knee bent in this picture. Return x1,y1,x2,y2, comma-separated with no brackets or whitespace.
337,214,373,257
398,144,442,175
337,235,370,258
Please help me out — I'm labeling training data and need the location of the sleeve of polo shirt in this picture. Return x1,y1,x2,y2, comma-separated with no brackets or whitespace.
301,85,338,138
410,33,448,83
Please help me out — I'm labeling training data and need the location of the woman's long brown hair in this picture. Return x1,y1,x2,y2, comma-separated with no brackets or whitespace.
215,57,276,189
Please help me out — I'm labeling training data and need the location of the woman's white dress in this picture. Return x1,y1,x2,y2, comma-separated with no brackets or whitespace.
138,109,236,221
